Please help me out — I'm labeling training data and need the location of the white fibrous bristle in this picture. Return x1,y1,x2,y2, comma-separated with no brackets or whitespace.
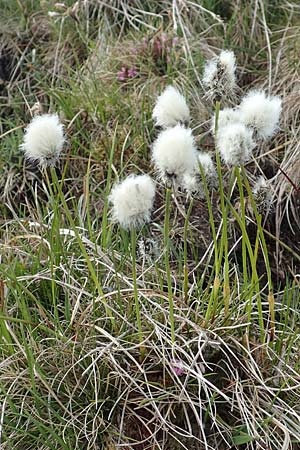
152,125,197,185
183,152,216,197
239,90,282,140
219,50,236,78
216,123,255,166
211,107,240,135
109,174,156,230
152,85,190,128
202,59,217,87
252,176,273,212
182,173,204,198
202,50,236,100
198,152,216,179
21,114,65,167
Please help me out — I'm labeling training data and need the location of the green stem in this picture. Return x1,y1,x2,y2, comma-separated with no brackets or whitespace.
240,167,272,290
235,167,248,284
241,166,274,341
183,197,194,303
102,125,117,249
224,175,264,342
50,168,114,328
44,168,61,326
85,154,93,238
131,228,144,356
200,164,220,324
164,188,175,343
215,100,230,317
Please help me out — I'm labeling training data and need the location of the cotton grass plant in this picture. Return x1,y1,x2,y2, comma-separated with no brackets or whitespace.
21,113,65,167
109,174,155,230
201,49,282,332
152,85,190,128
151,124,197,187
109,174,155,354
239,90,282,140
202,50,236,101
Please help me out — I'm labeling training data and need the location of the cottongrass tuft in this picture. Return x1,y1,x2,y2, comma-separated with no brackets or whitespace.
216,123,256,166
183,152,216,197
253,176,273,213
203,50,236,101
152,85,190,128
182,172,203,197
239,90,282,140
21,114,65,167
198,152,216,177
109,174,155,230
211,107,240,134
152,125,197,186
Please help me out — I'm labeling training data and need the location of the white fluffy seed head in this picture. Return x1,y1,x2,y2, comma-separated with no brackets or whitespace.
152,86,190,128
202,59,217,86
219,50,236,76
109,174,156,230
182,173,204,198
211,107,240,135
183,152,216,197
152,125,197,185
239,90,282,140
202,50,236,100
21,114,65,166
216,123,256,166
197,152,216,177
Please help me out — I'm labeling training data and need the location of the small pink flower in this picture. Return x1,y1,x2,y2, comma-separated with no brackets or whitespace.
128,67,138,78
117,67,127,81
117,72,126,81
170,359,185,376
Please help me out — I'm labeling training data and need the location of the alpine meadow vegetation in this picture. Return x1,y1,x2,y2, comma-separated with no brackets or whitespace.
1,1,300,450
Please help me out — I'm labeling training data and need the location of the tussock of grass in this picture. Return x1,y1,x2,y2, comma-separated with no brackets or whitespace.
1,1,300,449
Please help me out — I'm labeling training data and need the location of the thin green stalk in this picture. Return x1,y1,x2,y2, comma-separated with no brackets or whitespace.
131,228,144,358
50,168,114,328
203,101,223,324
240,167,273,291
0,318,13,354
44,168,61,326
223,183,265,341
102,124,117,249
164,188,175,343
200,165,220,324
199,165,219,272
241,166,274,341
183,197,194,303
235,166,258,339
85,154,93,238
214,100,230,317
235,167,248,284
